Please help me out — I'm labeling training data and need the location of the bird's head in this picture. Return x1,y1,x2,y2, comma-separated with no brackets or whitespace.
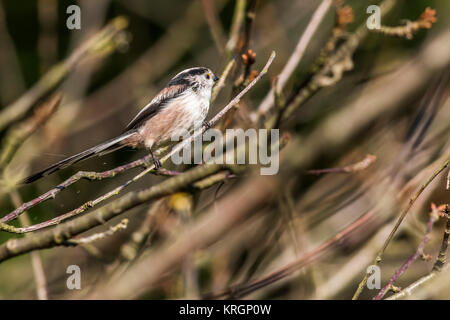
168,67,219,94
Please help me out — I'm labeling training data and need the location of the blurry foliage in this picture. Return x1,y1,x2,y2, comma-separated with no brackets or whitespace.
0,0,449,299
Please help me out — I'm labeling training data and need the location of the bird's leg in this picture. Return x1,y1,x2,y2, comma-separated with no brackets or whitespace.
149,149,162,169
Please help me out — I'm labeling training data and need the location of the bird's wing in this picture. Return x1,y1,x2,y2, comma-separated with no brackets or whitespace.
124,83,189,131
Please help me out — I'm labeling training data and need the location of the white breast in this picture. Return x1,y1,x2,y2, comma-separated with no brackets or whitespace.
140,88,211,148
177,87,211,129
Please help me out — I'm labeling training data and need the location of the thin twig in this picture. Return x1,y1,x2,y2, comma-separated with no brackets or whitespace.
222,0,259,128
254,0,333,121
117,201,162,262
225,0,246,57
433,205,450,272
211,60,235,103
64,219,129,245
0,166,180,233
309,4,354,74
260,4,356,128
352,157,450,300
373,211,438,300
306,154,376,175
1,154,155,224
0,163,227,262
371,7,437,40
385,266,449,300
386,206,449,300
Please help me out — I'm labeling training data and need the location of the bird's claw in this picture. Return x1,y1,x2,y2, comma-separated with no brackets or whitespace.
203,121,212,130
153,157,162,169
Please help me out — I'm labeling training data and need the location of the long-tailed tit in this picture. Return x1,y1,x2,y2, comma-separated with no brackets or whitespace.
24,67,219,184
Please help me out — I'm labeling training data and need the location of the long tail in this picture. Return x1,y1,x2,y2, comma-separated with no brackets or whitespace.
23,131,136,184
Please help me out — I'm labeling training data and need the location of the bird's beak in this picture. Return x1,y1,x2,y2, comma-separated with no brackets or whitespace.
213,75,219,82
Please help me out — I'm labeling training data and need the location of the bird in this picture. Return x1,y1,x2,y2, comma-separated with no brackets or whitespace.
23,67,219,184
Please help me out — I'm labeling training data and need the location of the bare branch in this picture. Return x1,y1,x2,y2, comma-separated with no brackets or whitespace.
0,163,228,262
64,219,129,245
373,210,438,300
225,0,246,57
386,205,449,300
433,205,450,272
353,157,450,299
0,155,174,225
254,0,333,120
371,7,437,40
211,59,235,103
306,154,376,175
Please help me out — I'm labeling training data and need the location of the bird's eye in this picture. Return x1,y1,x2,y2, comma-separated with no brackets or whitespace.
206,74,211,80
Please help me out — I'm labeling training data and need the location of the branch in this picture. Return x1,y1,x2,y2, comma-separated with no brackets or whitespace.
373,210,438,300
385,265,449,300
352,157,450,299
386,206,449,300
221,0,259,128
305,154,376,175
263,0,396,126
254,0,333,120
371,7,437,40
211,59,235,103
0,154,174,225
432,205,450,272
117,202,161,262
0,163,228,262
64,219,129,245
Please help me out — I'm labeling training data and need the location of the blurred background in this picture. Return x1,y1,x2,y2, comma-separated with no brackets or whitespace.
0,0,449,299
